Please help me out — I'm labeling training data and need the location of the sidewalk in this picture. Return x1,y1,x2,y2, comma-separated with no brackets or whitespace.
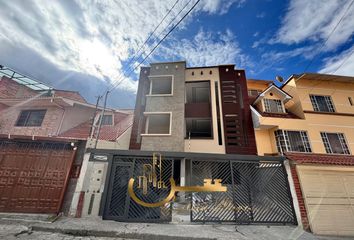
0,216,350,240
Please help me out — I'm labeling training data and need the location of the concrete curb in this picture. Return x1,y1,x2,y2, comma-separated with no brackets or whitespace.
31,225,217,240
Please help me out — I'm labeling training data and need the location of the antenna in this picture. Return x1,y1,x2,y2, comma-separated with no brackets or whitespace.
276,75,284,83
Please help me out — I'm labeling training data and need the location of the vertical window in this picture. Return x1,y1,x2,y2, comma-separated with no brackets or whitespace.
274,130,312,153
16,110,46,126
349,97,353,106
144,113,171,135
149,76,173,95
264,99,284,113
320,132,350,154
310,95,335,112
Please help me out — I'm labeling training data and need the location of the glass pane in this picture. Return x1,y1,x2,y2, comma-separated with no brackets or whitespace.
288,131,305,152
186,81,210,103
150,77,172,95
16,111,30,126
101,115,113,125
147,114,170,134
327,133,345,154
26,110,46,126
186,118,212,138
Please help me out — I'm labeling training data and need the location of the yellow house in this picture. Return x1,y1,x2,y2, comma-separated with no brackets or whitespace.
248,74,354,237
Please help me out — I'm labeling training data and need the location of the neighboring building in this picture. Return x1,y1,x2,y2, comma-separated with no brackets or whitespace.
0,66,132,216
90,61,296,225
249,73,354,236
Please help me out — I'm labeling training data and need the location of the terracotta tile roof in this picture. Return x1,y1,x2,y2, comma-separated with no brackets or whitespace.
54,90,87,103
58,111,133,141
285,152,354,166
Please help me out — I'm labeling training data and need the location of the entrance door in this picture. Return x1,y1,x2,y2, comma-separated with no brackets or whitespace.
103,162,132,220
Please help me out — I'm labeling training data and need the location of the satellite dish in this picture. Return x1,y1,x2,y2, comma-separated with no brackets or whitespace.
276,75,284,83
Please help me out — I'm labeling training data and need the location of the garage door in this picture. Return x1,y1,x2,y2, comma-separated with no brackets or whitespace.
297,165,354,236
0,140,75,214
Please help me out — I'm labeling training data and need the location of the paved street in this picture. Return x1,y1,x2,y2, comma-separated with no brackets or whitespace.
0,223,131,240
0,216,351,240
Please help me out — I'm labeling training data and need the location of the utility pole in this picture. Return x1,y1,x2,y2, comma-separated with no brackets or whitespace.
94,90,109,149
90,95,102,139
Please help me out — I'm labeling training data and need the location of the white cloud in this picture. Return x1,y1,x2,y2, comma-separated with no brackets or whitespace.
320,45,354,76
198,0,245,14
157,28,250,68
256,12,266,18
0,0,238,92
274,0,354,51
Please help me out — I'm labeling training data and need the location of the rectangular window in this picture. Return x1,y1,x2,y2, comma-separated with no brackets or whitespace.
274,130,312,153
149,76,173,95
186,81,210,103
349,97,353,106
310,95,335,112
16,110,46,127
320,132,350,154
144,113,171,135
264,99,284,113
99,115,113,125
186,118,212,138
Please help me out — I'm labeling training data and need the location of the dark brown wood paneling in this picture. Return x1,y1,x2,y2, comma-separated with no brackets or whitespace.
185,102,211,118
0,140,75,213
129,67,150,150
219,66,257,155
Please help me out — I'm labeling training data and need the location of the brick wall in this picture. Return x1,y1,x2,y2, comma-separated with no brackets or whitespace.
0,106,64,137
290,164,310,231
0,76,37,98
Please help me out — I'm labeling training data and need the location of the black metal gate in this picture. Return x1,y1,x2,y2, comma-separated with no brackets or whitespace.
102,155,175,222
190,159,297,224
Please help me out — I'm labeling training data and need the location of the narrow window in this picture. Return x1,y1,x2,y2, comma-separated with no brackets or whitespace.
149,76,172,95
320,132,350,154
310,95,335,112
274,130,312,153
349,97,353,106
145,113,171,134
16,110,46,127
215,82,222,145
264,99,284,113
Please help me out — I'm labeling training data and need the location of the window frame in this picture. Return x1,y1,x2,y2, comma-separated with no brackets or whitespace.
15,109,47,127
263,98,285,113
320,132,350,155
147,75,174,97
309,95,335,112
141,112,172,136
274,129,312,153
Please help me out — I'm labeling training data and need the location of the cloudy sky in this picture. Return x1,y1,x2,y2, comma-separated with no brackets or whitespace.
0,0,353,108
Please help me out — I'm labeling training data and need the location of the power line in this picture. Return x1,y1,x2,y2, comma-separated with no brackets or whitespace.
109,0,199,94
331,47,354,74
128,0,180,67
97,0,181,98
303,0,354,72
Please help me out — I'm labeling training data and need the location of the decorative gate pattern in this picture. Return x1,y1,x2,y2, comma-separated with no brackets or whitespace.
191,159,296,224
102,155,175,222
0,140,75,213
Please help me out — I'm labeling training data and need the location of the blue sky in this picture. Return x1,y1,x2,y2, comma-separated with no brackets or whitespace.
0,0,353,108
